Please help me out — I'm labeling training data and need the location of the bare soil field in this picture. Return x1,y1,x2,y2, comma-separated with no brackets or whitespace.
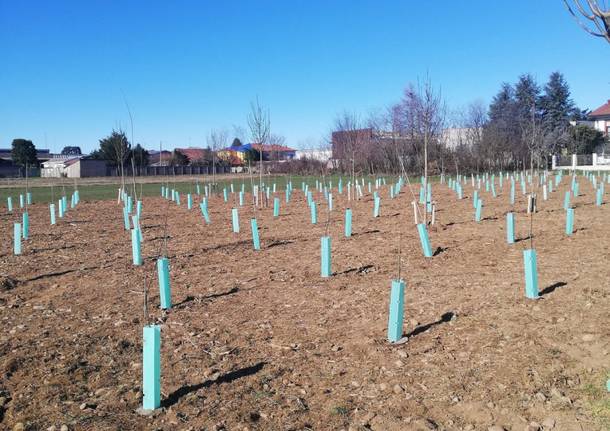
0,178,608,430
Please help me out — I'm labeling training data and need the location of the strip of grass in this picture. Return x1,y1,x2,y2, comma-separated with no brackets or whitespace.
0,173,437,205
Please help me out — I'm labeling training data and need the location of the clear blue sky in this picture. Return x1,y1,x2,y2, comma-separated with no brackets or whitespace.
1,0,609,154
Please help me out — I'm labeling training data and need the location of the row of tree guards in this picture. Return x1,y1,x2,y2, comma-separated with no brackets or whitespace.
8,168,610,411
9,185,80,255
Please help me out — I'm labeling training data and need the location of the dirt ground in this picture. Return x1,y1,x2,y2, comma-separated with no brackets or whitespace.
0,175,609,431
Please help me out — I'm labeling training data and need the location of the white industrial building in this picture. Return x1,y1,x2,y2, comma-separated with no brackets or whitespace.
41,157,107,178
295,149,332,162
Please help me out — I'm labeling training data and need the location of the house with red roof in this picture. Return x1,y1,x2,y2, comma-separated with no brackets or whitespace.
590,99,610,137
175,147,213,164
149,150,172,166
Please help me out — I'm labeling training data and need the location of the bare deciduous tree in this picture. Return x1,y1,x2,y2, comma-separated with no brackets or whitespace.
563,0,610,44
248,97,270,207
232,125,248,144
332,112,368,200
452,101,487,173
207,128,228,190
269,133,287,162
399,77,446,224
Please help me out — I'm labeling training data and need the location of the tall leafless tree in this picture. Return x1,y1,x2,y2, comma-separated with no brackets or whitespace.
452,101,487,173
207,128,228,190
333,112,367,200
269,133,287,162
563,0,610,44
248,97,270,207
399,77,446,224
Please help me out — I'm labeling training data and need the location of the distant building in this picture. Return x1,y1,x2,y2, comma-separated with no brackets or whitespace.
65,158,107,177
217,143,251,166
219,143,297,163
149,150,172,166
442,127,483,150
331,128,375,160
174,147,213,165
41,156,107,178
251,144,296,161
41,157,70,177
589,99,610,137
331,127,481,157
295,149,332,162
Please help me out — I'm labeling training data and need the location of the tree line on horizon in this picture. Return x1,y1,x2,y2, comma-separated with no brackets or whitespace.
332,71,606,175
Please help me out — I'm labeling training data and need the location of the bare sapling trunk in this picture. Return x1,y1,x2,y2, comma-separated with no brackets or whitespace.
247,98,270,211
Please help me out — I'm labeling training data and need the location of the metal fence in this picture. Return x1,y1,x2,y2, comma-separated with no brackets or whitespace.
555,155,572,167
0,166,40,178
576,154,593,166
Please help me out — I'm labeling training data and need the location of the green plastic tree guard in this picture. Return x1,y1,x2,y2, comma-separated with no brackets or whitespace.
273,197,280,217
199,203,211,224
157,257,172,309
250,218,261,250
142,325,161,411
345,208,352,237
416,223,433,257
506,212,515,244
22,212,29,240
373,196,380,218
232,208,240,233
523,249,539,299
565,208,574,235
387,279,405,342
50,203,56,225
132,229,142,266
14,223,21,255
321,236,331,277
475,198,483,222
311,201,317,224
123,207,130,230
